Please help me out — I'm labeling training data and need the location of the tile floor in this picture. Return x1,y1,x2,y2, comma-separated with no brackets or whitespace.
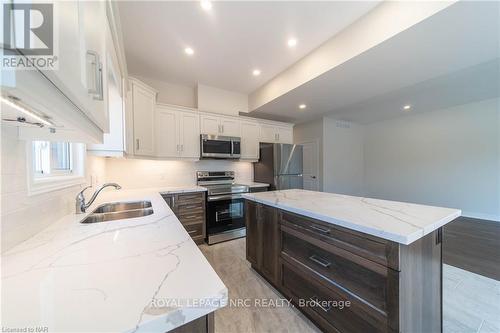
200,238,500,333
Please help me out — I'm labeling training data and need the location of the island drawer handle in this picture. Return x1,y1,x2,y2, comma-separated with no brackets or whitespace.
308,254,331,268
310,296,331,312
310,225,330,234
187,230,199,235
182,215,199,220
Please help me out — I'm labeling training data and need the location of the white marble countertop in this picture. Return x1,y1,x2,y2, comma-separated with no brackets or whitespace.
158,186,207,195
237,181,269,188
1,188,227,333
243,189,461,245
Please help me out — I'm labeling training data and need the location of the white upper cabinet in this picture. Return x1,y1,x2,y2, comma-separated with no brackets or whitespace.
260,123,278,143
220,116,241,137
200,114,240,137
155,104,200,159
131,78,157,156
179,111,200,159
259,122,294,144
40,0,109,131
155,106,179,158
200,114,221,136
240,120,260,160
277,126,294,144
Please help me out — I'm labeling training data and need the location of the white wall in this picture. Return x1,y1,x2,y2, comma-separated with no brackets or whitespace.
1,127,107,252
363,98,500,221
322,118,365,196
133,75,197,108
294,119,324,191
197,84,248,116
104,158,253,189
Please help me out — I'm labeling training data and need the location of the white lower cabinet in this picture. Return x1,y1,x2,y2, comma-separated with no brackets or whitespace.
156,105,200,159
240,120,260,160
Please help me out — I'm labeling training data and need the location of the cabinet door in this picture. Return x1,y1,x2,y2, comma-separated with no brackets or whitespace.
277,126,293,144
155,106,179,158
245,201,260,268
133,83,156,156
240,121,260,159
179,111,200,159
260,205,280,284
220,117,240,137
78,0,108,131
200,115,220,135
260,124,277,143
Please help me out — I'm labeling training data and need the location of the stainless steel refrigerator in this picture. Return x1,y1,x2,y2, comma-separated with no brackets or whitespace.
253,143,303,190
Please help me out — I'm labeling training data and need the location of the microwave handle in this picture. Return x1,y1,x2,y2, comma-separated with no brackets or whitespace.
231,140,234,156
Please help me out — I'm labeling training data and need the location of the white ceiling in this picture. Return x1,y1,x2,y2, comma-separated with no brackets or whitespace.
250,1,500,123
118,1,379,93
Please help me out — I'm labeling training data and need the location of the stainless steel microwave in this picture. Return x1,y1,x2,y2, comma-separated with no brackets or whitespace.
200,134,241,159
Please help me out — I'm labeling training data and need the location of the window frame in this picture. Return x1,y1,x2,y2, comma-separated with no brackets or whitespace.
26,141,86,196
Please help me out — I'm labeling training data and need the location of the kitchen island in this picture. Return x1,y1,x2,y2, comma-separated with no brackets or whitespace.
243,189,461,333
1,188,226,333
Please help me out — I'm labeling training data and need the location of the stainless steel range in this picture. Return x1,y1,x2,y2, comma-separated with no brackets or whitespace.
197,171,249,245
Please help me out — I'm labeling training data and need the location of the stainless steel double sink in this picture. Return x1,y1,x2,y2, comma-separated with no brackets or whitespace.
81,201,153,224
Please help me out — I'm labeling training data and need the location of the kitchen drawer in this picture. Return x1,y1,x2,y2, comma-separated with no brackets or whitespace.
280,211,399,270
176,203,205,216
281,260,389,333
282,227,392,312
176,192,205,204
184,222,204,238
177,212,205,225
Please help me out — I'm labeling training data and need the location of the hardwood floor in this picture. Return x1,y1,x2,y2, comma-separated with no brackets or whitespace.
200,238,500,333
443,217,500,280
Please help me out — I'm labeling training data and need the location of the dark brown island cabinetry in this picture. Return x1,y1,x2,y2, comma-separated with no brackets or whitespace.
162,192,206,244
245,200,442,333
169,312,214,333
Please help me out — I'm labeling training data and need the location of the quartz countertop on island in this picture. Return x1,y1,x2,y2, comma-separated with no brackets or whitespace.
243,189,461,245
1,188,227,333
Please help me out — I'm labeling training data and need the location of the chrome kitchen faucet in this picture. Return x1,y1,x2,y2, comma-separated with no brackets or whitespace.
76,183,122,214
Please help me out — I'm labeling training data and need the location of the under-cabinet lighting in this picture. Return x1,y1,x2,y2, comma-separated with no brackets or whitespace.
1,96,52,126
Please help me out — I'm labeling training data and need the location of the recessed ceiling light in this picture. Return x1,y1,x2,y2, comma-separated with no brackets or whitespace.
252,69,261,76
287,38,298,48
200,1,212,11
403,104,411,110
299,104,307,109
184,47,194,56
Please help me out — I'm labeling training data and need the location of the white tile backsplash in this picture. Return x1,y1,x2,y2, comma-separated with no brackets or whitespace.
1,127,106,252
104,158,254,189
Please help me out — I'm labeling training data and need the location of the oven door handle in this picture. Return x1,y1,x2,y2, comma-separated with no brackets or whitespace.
208,194,244,202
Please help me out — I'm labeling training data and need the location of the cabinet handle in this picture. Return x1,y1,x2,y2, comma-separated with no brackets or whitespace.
278,133,280,141
308,254,331,268
182,215,198,220
222,124,224,133
176,144,179,152
171,196,175,209
310,225,330,234
136,139,140,150
181,144,184,152
187,230,198,235
310,296,331,312
86,50,103,101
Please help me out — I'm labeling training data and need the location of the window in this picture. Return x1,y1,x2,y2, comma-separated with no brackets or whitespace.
27,141,85,195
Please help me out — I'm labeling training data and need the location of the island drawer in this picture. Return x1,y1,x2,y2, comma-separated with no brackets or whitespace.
184,222,204,238
177,211,205,225
176,203,205,216
280,211,400,270
176,192,205,204
281,225,394,313
280,259,389,333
